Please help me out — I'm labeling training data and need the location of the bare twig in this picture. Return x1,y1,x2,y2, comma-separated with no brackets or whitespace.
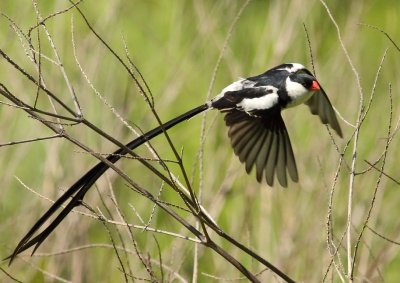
13,175,199,242
319,1,364,279
31,0,82,116
20,257,72,283
27,0,83,37
364,160,400,186
0,267,23,283
361,49,388,124
193,1,252,280
352,84,393,275
358,23,400,52
35,244,188,283
0,134,61,147
366,225,400,246
201,268,268,281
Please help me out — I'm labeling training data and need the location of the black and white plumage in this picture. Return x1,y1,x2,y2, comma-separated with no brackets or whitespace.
209,63,342,186
8,63,342,262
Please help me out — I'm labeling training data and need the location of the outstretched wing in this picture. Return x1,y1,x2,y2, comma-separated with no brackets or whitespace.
305,86,343,137
224,110,298,187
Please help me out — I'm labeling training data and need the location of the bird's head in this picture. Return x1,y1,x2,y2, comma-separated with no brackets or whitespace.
289,72,320,90
285,68,320,107
274,63,320,94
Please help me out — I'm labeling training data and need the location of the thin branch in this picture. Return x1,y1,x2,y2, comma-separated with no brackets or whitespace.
358,23,400,52
27,0,83,37
361,49,388,123
0,134,61,147
0,100,30,109
34,244,188,283
325,153,347,282
191,2,252,278
73,150,179,164
31,0,82,116
319,1,364,279
0,49,78,117
201,268,268,281
364,160,400,185
366,225,400,246
0,267,24,283
95,203,130,283
21,257,72,283
352,84,393,276
144,182,165,231
153,235,164,283
13,175,200,242
303,23,316,75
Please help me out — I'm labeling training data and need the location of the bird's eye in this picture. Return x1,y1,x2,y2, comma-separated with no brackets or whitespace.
303,80,312,88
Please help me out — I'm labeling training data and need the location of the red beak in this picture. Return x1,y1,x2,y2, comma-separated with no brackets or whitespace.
310,80,320,91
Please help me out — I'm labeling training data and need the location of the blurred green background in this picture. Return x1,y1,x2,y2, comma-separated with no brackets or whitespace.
0,0,399,282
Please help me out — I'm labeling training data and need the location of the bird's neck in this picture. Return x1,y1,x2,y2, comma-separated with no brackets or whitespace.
284,78,314,108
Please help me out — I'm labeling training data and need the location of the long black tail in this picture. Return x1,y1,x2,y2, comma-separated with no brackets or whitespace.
7,103,209,263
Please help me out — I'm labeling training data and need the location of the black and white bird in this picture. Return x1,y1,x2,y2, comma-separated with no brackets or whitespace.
8,63,342,262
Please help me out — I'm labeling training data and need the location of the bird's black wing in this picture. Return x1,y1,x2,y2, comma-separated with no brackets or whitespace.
211,87,272,110
224,110,298,187
305,86,343,137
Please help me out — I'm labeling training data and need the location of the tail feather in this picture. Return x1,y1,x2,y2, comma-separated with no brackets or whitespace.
7,104,208,263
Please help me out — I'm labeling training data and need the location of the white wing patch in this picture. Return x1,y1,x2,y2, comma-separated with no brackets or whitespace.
277,63,306,73
223,78,256,92
211,79,256,102
238,86,279,112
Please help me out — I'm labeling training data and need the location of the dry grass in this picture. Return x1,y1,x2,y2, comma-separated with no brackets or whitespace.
1,1,400,282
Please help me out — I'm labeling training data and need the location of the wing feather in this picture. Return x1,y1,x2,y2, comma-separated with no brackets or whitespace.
230,121,258,149
237,124,264,166
282,127,298,182
244,127,268,173
276,125,288,187
305,87,342,137
255,131,272,182
264,127,278,186
224,110,298,186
